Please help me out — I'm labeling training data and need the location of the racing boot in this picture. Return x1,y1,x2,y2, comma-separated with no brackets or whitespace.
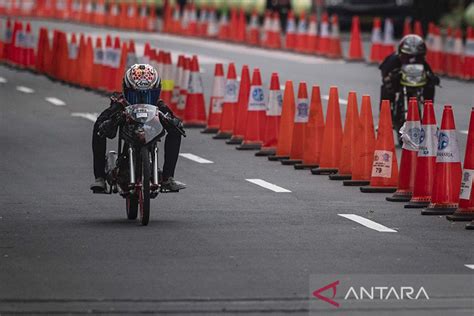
161,177,186,192
90,178,106,193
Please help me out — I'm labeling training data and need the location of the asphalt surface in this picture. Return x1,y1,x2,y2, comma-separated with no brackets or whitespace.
0,18,473,315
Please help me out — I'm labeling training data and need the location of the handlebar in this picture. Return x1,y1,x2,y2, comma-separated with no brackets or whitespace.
159,112,187,138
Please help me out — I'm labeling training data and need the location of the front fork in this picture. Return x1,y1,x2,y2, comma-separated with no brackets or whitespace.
127,145,160,192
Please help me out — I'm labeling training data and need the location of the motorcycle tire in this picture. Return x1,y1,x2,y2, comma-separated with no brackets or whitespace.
126,195,138,220
139,147,151,226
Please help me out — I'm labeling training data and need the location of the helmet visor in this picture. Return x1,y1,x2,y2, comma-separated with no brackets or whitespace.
124,88,161,105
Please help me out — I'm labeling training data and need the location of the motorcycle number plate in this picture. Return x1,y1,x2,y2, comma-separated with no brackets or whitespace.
136,112,148,118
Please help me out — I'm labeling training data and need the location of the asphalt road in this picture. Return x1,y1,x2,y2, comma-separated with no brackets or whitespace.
0,18,473,315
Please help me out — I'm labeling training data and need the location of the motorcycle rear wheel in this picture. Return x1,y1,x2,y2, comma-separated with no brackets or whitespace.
139,147,151,226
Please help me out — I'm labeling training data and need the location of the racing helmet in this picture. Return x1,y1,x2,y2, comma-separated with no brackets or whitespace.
123,64,161,105
398,34,427,58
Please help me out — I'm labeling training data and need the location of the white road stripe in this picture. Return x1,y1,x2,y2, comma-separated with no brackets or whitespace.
465,264,474,270
0,77,7,83
45,97,66,106
338,214,397,232
71,112,98,122
16,86,34,93
322,95,348,105
246,179,291,193
179,153,214,164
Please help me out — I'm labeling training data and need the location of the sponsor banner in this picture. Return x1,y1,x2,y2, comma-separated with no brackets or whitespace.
93,48,104,64
436,129,461,163
109,48,121,68
15,31,26,48
460,169,474,200
266,90,282,116
248,86,266,111
371,150,393,178
187,72,203,94
418,124,438,157
400,120,421,151
223,79,239,103
294,98,309,123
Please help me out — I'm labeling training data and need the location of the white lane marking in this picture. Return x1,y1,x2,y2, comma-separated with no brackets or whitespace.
465,264,474,270
246,179,291,193
0,77,7,83
45,97,66,106
71,112,98,122
338,214,397,232
459,130,468,135
16,86,34,93
179,153,214,164
322,95,348,105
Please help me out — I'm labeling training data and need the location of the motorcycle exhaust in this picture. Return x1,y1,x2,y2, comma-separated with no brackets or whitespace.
128,147,135,185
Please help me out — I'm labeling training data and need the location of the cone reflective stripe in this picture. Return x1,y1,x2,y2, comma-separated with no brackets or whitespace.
328,14,342,58
387,98,421,202
202,63,225,134
447,107,474,220
183,56,207,127
161,52,173,106
171,55,184,113
214,63,239,139
285,10,296,50
91,37,104,90
360,100,398,193
311,86,342,175
368,17,382,63
257,72,282,156
463,27,474,80
422,105,462,215
329,91,359,180
347,16,364,61
247,10,260,45
176,57,190,119
405,101,438,208
237,68,266,150
226,65,250,145
307,15,318,54
269,80,295,161
282,82,308,164
381,18,395,59
295,12,307,53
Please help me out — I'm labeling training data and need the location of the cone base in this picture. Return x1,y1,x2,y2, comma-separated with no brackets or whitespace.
255,148,276,157
386,193,412,202
311,167,338,175
236,142,262,150
446,211,474,222
466,221,474,230
329,173,351,181
201,127,219,134
343,179,370,186
183,122,206,128
404,201,430,209
421,206,457,216
360,186,397,193
213,132,232,139
268,155,290,161
294,163,319,170
281,159,302,166
226,136,243,145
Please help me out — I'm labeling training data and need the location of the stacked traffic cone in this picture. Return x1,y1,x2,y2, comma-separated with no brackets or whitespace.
2,19,12,62
24,23,35,69
328,14,342,59
261,10,272,48
285,10,296,50
176,56,190,119
294,85,325,170
226,65,250,145
329,91,359,180
214,62,239,139
236,8,246,43
161,52,173,106
170,54,184,112
268,80,295,161
256,72,282,157
229,8,237,40
368,17,382,64
343,95,375,186
318,13,329,56
83,36,94,88
237,68,266,150
347,16,364,61
386,98,421,202
197,7,208,36
381,18,395,59
463,27,474,80
170,5,181,34
35,27,50,74
307,14,318,54
202,63,225,134
403,17,411,36
107,37,121,92
217,10,229,40
311,86,343,175
295,12,307,53
183,55,207,127
282,82,309,165
11,21,24,66
75,34,86,84
247,9,260,46
67,33,79,84
422,105,462,215
270,12,282,49
91,37,104,90
187,4,198,36
446,107,474,221
414,20,423,37
360,100,398,193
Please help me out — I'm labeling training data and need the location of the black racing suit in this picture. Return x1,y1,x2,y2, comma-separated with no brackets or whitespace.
379,52,440,105
92,92,182,181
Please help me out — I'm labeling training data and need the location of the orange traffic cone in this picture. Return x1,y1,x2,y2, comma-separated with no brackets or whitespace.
360,100,398,193
347,16,364,61
171,54,184,112
107,0,119,27
237,68,266,150
214,62,239,139
318,13,329,56
447,107,474,220
368,17,382,64
414,20,423,37
176,56,190,119
256,72,282,157
403,17,411,36
197,6,208,36
268,80,295,161
24,23,35,69
421,105,462,215
218,10,229,40
106,37,121,92
450,28,463,78
282,81,309,165
311,86,343,175
295,12,307,53
226,65,250,145
443,27,453,75
207,7,218,38
343,95,375,186
285,10,296,50
431,26,443,74
94,0,106,25
83,36,94,88
202,63,225,134
307,14,318,54
114,41,128,92
463,27,474,80
329,91,360,180
386,98,421,201
269,12,282,49
236,8,246,43
381,18,395,59
247,9,260,46
261,10,272,48
328,14,342,58
294,85,325,170
405,101,438,208
35,27,50,74
92,37,104,90
183,55,207,127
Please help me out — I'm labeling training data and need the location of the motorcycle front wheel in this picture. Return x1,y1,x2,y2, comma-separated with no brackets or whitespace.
139,147,151,226
126,195,138,220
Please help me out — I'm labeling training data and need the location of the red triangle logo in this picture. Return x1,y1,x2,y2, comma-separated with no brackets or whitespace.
312,280,340,307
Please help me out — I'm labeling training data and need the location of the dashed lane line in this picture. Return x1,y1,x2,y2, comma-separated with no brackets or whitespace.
179,153,214,164
465,264,474,270
45,97,66,106
338,214,397,233
16,86,34,93
0,77,6,83
71,112,98,122
245,179,291,193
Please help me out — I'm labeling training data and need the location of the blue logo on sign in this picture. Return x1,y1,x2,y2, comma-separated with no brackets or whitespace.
252,88,264,102
419,127,425,144
277,93,283,108
408,127,421,144
438,132,449,150
226,82,236,96
297,102,308,117
382,153,390,162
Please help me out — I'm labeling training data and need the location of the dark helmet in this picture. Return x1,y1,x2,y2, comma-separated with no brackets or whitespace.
123,64,161,105
398,34,427,57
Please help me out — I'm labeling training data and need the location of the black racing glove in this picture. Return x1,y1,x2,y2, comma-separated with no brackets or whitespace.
97,119,118,138
427,72,440,86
